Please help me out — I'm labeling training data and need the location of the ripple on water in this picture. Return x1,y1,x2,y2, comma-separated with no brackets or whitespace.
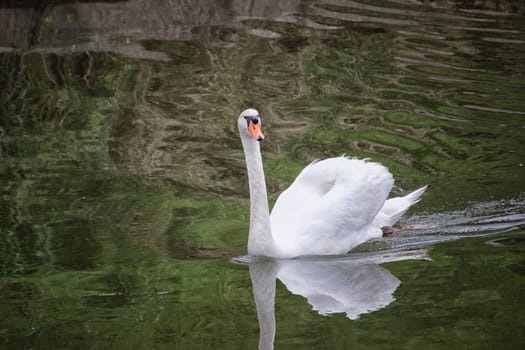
353,196,525,253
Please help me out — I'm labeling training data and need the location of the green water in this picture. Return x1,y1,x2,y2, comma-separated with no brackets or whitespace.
1,1,525,349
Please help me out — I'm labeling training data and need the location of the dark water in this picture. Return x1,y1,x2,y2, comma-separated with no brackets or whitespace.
1,1,525,349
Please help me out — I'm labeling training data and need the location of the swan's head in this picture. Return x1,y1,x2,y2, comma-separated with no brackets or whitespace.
238,108,265,142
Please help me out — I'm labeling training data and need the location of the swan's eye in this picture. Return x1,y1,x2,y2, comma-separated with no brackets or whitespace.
244,115,260,126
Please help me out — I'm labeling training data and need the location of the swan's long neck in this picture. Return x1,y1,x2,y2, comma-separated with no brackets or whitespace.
241,137,280,257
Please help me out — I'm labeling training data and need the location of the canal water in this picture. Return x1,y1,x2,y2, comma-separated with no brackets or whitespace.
1,1,524,349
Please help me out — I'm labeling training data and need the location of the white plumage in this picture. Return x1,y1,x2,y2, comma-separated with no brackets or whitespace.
238,108,427,258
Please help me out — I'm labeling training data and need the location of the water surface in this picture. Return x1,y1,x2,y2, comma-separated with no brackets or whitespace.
1,1,524,349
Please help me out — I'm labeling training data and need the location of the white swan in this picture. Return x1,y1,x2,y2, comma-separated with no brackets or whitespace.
238,108,427,258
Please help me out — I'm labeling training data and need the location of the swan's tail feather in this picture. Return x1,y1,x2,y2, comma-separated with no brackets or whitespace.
377,185,428,227
402,185,428,205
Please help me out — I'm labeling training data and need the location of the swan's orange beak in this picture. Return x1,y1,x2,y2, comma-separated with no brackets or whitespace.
248,120,265,141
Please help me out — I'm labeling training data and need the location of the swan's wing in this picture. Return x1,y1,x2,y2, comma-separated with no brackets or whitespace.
270,157,394,256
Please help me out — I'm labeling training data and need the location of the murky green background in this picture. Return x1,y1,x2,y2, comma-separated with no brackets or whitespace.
1,1,524,349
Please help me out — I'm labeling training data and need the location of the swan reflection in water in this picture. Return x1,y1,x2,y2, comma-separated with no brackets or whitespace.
247,249,428,350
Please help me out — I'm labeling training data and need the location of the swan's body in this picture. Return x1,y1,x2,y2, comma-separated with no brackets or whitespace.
238,108,427,258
